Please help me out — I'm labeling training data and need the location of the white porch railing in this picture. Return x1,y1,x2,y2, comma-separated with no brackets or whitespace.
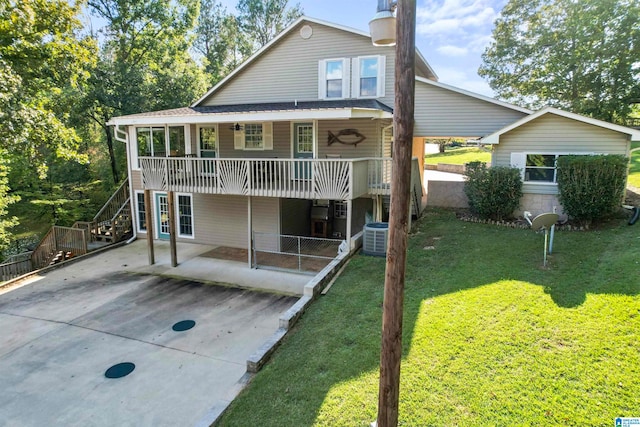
140,157,396,200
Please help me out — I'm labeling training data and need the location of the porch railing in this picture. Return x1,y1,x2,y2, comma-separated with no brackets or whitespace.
140,157,396,200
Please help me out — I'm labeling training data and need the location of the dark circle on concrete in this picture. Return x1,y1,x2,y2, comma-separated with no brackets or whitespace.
105,362,135,379
172,320,196,332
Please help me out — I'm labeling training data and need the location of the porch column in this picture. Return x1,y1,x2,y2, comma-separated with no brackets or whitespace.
247,196,253,268
143,189,155,265
346,199,353,252
168,191,178,267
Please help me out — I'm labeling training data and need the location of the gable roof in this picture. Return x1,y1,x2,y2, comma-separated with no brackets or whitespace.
482,106,640,144
415,76,532,115
107,99,393,126
192,15,438,107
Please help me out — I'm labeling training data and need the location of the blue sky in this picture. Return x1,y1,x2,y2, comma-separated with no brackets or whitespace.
218,0,508,96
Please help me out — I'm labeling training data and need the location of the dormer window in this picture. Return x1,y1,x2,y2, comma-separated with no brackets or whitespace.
353,55,386,98
318,58,350,99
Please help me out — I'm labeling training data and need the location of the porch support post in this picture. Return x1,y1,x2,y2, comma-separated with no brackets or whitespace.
346,199,353,252
247,196,253,268
168,191,178,267
144,189,155,265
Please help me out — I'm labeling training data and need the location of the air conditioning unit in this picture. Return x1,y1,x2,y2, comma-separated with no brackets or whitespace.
362,222,389,256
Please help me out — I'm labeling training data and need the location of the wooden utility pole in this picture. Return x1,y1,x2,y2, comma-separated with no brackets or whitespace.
376,1,416,426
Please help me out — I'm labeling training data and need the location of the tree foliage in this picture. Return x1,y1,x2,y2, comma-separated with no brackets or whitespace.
237,0,302,50
85,0,208,183
479,0,640,121
195,0,250,85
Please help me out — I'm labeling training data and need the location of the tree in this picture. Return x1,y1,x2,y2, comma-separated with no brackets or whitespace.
479,0,640,122
0,0,95,245
237,0,302,50
194,0,250,85
85,0,208,184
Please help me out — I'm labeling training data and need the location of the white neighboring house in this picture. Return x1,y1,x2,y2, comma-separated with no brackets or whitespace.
483,107,640,217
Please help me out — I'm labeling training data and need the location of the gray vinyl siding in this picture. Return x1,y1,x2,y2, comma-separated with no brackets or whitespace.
492,114,631,195
200,22,397,107
317,119,382,158
191,195,279,248
130,170,143,191
414,80,528,137
218,121,291,158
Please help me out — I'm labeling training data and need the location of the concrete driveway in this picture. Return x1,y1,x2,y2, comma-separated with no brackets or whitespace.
0,255,297,426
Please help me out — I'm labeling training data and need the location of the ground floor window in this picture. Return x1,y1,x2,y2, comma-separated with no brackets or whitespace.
136,192,146,232
177,194,193,238
334,201,347,219
525,154,559,183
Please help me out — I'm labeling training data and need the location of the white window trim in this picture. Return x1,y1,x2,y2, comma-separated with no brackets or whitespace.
318,58,351,100
176,192,195,239
197,124,218,158
132,124,190,170
352,55,386,99
134,190,147,234
233,122,273,151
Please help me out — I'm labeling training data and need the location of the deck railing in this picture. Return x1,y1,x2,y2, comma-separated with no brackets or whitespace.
140,157,391,200
0,252,33,282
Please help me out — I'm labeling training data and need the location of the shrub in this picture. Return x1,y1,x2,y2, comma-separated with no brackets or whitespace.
556,155,628,225
464,162,523,220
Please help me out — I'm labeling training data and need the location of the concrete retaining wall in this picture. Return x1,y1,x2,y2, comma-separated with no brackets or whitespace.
426,181,469,208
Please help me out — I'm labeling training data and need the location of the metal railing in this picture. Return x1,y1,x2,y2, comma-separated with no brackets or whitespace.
252,232,342,274
140,157,394,199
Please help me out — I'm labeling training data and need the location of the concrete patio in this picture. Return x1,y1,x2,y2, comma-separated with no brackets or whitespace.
0,241,306,426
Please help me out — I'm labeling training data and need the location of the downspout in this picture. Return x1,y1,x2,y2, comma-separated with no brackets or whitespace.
114,124,138,241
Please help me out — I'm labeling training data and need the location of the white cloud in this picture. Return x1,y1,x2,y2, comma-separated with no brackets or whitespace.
437,45,469,57
417,0,499,36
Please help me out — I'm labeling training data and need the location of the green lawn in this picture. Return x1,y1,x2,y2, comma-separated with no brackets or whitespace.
216,209,639,426
629,142,640,188
425,146,491,165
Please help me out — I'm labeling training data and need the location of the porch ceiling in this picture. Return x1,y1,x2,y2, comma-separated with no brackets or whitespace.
107,100,393,126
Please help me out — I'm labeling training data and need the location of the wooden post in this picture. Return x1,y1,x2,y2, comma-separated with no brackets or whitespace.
144,190,155,265
168,191,178,267
376,1,416,426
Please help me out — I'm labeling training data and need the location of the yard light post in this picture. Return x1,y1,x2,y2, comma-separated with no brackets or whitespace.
370,1,416,426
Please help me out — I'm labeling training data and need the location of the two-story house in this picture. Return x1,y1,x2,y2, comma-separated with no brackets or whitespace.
108,16,530,269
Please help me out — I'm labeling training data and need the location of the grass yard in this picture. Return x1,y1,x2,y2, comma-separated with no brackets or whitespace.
628,142,640,188
425,146,491,165
216,209,639,426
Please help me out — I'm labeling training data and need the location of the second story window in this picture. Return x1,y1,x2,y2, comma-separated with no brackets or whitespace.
319,58,350,99
353,55,386,98
233,122,273,151
135,125,187,168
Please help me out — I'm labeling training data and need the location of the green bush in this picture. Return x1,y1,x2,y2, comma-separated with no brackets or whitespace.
556,155,628,225
464,162,523,220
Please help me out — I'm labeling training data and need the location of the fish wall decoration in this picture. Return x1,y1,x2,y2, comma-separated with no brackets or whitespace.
327,129,366,146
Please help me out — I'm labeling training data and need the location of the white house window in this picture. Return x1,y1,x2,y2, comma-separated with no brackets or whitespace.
318,58,350,99
177,194,193,238
334,201,347,219
136,192,146,232
525,154,558,182
136,125,187,167
244,124,263,149
234,122,273,150
353,55,385,98
199,126,217,158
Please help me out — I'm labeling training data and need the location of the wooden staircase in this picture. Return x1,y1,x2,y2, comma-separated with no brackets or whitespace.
0,178,131,282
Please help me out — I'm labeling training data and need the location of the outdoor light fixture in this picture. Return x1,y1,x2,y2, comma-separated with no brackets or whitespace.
230,123,243,131
369,0,397,46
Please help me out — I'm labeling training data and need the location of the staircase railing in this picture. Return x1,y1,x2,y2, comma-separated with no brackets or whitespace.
93,178,130,233
30,226,87,270
1,178,131,282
